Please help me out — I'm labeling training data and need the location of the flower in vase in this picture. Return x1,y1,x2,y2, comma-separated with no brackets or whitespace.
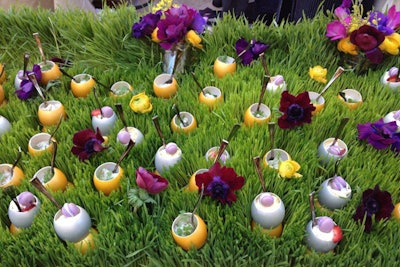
133,4,206,48
71,128,106,161
357,118,400,152
195,162,244,205
15,64,42,100
353,185,394,233
136,167,169,194
326,1,400,66
278,160,302,179
278,91,315,129
129,92,153,113
309,65,327,83
235,38,269,65
132,11,162,38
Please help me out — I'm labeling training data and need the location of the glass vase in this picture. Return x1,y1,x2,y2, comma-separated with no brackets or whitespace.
340,53,376,75
163,42,187,74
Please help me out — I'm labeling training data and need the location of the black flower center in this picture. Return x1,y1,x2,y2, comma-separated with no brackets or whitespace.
84,139,98,153
287,104,304,121
207,176,229,200
366,198,380,215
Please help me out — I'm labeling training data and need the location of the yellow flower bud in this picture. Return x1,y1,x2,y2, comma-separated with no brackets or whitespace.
337,37,358,56
151,28,160,43
309,66,328,84
278,160,302,179
379,34,400,55
186,30,203,49
129,92,153,113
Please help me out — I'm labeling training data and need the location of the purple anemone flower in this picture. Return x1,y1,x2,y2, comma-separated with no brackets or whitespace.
235,38,269,65
357,118,400,152
15,64,42,100
132,11,162,38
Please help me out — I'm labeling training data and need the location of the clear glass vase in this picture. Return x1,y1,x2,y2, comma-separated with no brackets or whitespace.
163,42,187,74
340,53,376,75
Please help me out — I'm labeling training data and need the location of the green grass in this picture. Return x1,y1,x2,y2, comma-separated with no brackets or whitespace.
0,4,400,267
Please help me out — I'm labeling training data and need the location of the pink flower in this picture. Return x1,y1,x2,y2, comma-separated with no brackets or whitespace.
326,21,347,41
136,167,169,194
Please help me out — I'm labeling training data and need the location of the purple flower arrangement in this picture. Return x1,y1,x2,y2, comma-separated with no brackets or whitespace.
132,4,206,51
326,0,400,65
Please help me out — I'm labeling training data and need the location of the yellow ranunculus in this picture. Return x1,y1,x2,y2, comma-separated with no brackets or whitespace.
309,65,327,84
151,28,160,43
186,30,202,49
337,37,358,55
379,33,400,55
129,92,153,113
278,160,302,179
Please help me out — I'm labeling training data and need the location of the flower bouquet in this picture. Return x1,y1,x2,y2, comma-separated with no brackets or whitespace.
326,0,400,74
132,2,206,74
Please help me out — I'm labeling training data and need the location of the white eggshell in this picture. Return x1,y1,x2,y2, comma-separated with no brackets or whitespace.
305,219,338,252
116,127,144,145
380,71,400,93
318,178,351,210
317,138,348,166
53,205,91,243
8,196,41,229
92,111,117,136
0,116,11,137
251,192,285,229
155,145,182,175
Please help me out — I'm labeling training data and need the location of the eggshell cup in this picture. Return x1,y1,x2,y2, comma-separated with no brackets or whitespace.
38,100,66,127
205,146,230,164
38,61,62,85
0,115,11,137
251,220,283,238
244,103,271,127
380,71,400,93
305,218,339,253
318,178,351,210
170,112,197,134
74,228,97,254
187,168,208,192
0,84,5,104
0,164,24,188
116,127,144,146
10,224,22,235
14,71,25,90
263,149,291,169
308,91,325,115
0,64,5,84
198,86,223,109
251,192,285,229
93,162,124,196
337,89,362,110
383,111,400,133
34,166,68,191
91,111,117,136
28,133,54,156
155,146,182,175
71,74,96,98
110,81,133,98
266,76,287,93
8,196,41,228
171,213,207,251
153,74,178,98
318,138,348,166
213,56,236,78
53,205,91,243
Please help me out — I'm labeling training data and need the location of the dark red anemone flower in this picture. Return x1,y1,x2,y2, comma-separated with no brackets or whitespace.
71,128,106,161
353,185,394,233
195,162,244,205
278,91,316,129
350,25,385,64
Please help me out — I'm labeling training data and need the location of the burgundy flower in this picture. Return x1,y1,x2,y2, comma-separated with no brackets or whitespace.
132,11,162,38
353,185,394,233
195,162,244,205
350,25,385,64
15,64,42,100
136,167,169,194
278,91,316,129
235,38,269,65
357,118,400,152
71,128,106,161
